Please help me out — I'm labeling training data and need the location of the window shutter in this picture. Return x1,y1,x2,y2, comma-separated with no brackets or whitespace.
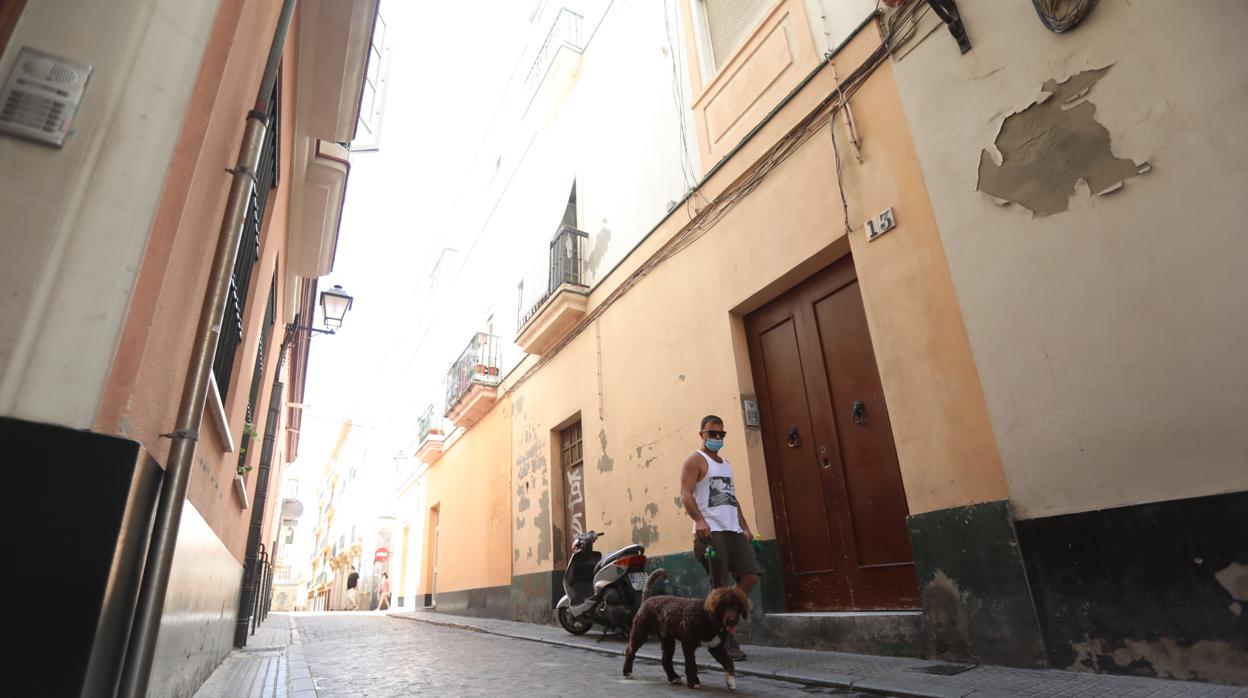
702,0,770,69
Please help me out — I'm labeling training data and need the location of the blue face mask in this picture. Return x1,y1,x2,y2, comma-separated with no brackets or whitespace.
705,438,724,452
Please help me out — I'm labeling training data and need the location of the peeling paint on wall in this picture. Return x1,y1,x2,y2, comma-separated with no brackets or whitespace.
586,225,612,278
1215,562,1248,601
596,429,614,472
536,489,552,562
1068,637,1248,684
924,569,974,659
977,66,1149,216
631,514,660,546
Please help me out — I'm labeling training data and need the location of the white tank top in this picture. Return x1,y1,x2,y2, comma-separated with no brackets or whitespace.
692,450,742,533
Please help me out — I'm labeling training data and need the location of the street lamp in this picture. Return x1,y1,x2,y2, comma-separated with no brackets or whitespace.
319,284,354,330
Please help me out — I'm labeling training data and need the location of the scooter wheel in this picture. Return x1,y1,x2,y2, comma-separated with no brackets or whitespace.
557,606,593,635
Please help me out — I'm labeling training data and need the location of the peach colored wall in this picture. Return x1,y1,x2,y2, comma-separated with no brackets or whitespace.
430,23,1007,589
683,0,820,171
416,398,513,594
829,27,1007,514
96,0,298,563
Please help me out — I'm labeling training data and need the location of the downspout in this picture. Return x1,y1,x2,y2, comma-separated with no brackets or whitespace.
117,1,299,695
234,325,296,646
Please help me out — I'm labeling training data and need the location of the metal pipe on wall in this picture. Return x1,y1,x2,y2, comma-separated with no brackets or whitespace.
116,1,299,695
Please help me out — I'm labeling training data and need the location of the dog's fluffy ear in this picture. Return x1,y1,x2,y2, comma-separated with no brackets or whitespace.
734,587,751,619
703,588,728,618
704,587,751,621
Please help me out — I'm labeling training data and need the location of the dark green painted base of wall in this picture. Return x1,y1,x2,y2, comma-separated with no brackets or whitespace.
1016,491,1248,685
510,569,563,625
646,540,929,656
908,499,1047,668
644,538,786,615
431,584,511,620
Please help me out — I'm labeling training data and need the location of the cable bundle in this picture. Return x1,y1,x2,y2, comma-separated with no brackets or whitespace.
1031,0,1099,33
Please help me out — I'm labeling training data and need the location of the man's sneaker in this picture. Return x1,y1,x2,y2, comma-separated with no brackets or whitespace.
725,632,746,661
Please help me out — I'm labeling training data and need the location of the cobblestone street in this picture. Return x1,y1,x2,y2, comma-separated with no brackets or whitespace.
293,613,877,697
194,612,1248,697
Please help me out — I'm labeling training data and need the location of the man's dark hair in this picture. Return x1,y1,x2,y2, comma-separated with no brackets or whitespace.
700,415,723,431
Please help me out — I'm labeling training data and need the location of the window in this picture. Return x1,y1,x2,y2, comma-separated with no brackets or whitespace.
212,80,280,400
283,478,299,499
352,12,390,151
699,0,771,70
560,420,585,556
236,274,278,475
284,527,295,545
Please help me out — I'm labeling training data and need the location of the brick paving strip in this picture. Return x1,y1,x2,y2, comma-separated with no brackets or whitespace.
389,610,1247,698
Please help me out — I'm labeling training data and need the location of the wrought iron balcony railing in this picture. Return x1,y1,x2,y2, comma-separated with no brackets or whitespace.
524,8,584,93
445,333,502,415
418,404,446,443
520,225,589,328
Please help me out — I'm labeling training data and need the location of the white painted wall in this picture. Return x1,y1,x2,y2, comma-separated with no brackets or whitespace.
0,0,220,428
888,0,1248,519
318,1,701,441
801,0,877,57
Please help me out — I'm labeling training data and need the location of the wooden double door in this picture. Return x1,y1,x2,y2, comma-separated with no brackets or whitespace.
746,256,919,611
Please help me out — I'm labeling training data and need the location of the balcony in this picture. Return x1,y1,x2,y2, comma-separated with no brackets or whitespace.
524,8,585,121
517,225,590,355
445,333,502,428
415,404,447,464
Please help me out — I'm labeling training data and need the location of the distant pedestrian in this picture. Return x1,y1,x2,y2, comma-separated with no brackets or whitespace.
378,573,391,611
346,567,360,610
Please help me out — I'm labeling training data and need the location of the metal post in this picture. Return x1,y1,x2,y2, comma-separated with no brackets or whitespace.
117,2,299,695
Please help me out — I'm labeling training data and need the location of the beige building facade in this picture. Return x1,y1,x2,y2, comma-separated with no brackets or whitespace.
400,0,1246,686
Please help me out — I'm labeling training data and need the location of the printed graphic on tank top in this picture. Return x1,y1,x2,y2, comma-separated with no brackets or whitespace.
693,451,743,533
708,476,738,508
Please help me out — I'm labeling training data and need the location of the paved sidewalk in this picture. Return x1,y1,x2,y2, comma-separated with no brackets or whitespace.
390,610,1246,698
194,614,318,698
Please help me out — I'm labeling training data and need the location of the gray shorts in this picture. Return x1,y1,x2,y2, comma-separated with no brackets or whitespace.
693,531,762,587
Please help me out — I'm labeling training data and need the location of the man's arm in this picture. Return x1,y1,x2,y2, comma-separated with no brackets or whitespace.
680,453,711,539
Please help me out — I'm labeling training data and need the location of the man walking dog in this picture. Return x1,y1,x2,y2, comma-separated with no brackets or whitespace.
680,414,760,661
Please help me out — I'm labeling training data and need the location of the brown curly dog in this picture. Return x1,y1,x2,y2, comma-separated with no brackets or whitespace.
622,569,749,689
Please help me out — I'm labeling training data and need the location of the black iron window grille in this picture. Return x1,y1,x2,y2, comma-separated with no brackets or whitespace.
236,274,277,473
213,81,280,401
520,224,589,328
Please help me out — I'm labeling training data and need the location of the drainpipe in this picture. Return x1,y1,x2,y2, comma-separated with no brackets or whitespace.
117,1,299,695
234,325,295,646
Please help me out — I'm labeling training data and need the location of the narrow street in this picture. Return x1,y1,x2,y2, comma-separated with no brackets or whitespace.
197,612,1247,698
220,613,879,697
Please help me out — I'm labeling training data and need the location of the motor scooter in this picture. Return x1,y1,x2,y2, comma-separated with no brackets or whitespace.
554,530,647,635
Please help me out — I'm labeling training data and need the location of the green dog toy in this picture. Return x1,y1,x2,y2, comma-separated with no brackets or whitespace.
751,533,763,553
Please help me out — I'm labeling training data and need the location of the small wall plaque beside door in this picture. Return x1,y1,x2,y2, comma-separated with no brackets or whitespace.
742,397,761,428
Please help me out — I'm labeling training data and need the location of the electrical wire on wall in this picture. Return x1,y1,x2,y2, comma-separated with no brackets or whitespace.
500,4,925,399
664,0,709,216
1031,0,1098,33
